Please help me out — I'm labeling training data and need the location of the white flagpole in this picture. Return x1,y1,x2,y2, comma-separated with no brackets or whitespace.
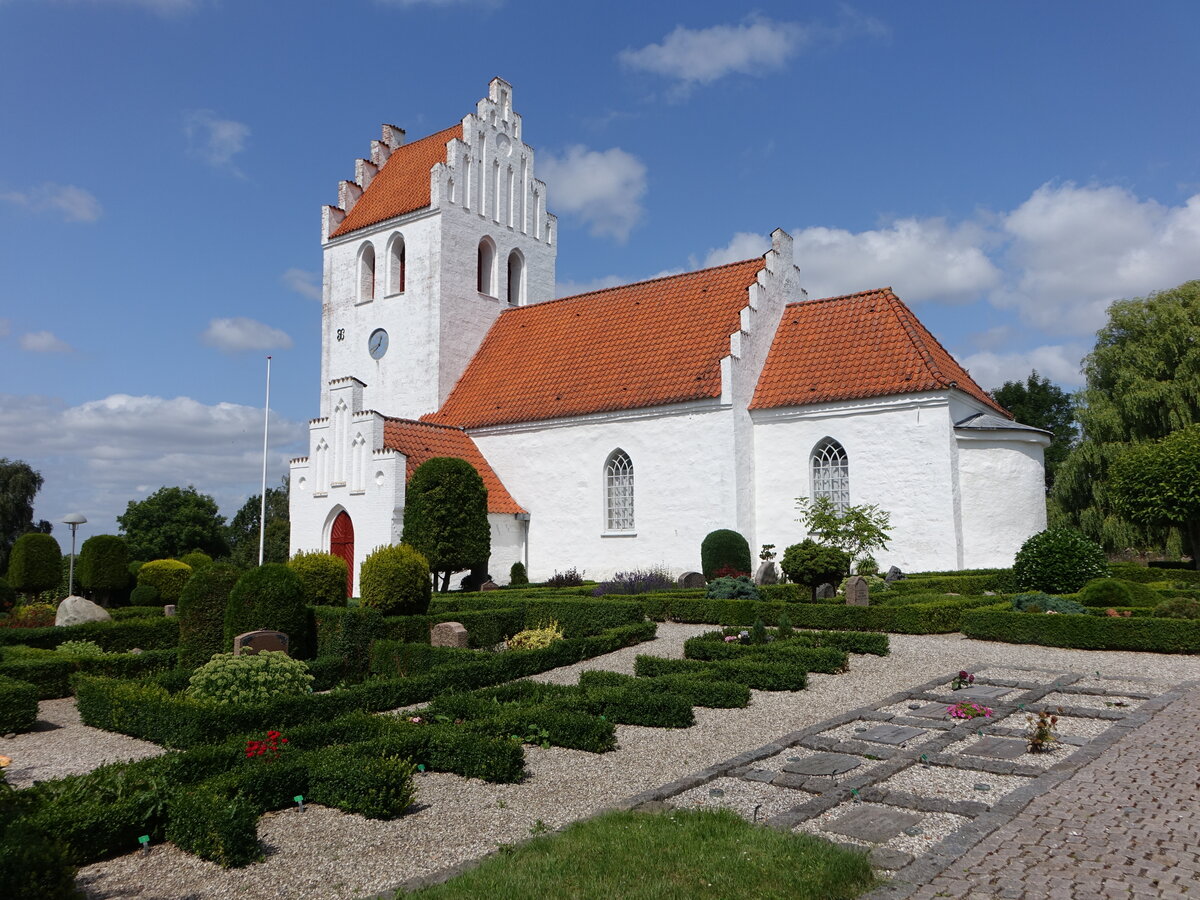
258,355,272,566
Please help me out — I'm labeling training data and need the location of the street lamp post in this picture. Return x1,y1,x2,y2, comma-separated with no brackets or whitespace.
62,513,87,597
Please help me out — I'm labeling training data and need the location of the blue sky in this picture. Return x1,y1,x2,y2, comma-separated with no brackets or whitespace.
2,0,1198,549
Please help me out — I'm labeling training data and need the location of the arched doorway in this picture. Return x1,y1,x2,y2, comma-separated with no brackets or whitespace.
330,511,354,598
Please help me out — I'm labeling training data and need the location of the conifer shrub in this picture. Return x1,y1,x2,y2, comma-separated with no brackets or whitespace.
186,651,314,704
700,529,752,580
509,561,529,586
780,540,850,601
1012,528,1108,594
358,544,431,616
7,534,62,596
1153,597,1200,619
136,560,193,604
178,561,243,670
1010,592,1087,615
223,564,311,655
1077,578,1160,608
128,585,160,606
127,561,144,582
287,551,348,607
705,576,759,601
76,536,129,605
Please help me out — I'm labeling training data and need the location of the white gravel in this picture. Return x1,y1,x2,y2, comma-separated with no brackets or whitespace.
1015,713,1116,740
880,763,1033,805
946,732,1074,769
66,627,1200,899
752,745,887,777
672,776,806,821
1037,691,1144,712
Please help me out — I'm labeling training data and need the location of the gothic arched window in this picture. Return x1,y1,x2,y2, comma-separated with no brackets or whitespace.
358,242,375,302
387,234,405,295
811,438,849,513
507,249,524,306
605,449,634,532
477,237,496,296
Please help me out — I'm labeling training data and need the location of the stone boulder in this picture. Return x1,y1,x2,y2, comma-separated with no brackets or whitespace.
884,566,905,584
753,561,779,586
55,596,112,627
678,571,706,589
431,621,470,649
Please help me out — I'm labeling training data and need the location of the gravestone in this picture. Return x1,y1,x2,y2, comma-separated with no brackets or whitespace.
815,583,836,599
233,630,289,656
163,604,177,617
961,736,1026,760
782,752,862,776
844,576,869,607
857,723,927,745
885,566,905,584
480,581,500,592
908,702,956,719
678,571,705,589
55,596,112,627
430,621,470,649
954,685,1010,701
827,806,922,843
753,561,779,586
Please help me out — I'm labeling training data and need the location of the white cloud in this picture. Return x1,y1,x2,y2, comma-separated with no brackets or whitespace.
0,392,305,545
957,344,1087,391
201,318,293,353
539,145,647,242
1,183,102,223
20,331,74,353
619,12,887,91
702,232,770,268
282,268,322,301
993,183,1200,335
184,110,250,174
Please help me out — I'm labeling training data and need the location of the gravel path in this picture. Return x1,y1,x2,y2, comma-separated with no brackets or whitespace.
62,627,1200,899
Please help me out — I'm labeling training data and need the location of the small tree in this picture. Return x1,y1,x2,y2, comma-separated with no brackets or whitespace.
401,457,490,591
178,561,242,670
780,539,851,601
700,529,752,580
359,544,431,615
1110,424,1200,568
77,535,130,606
7,533,62,597
795,497,892,569
288,551,349,607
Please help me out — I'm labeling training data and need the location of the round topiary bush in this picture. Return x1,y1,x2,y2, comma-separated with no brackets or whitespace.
177,561,243,670
128,584,161,606
186,651,313,704
359,544,431,615
780,540,850,600
1153,597,1200,619
705,576,760,600
287,551,349,607
224,564,311,657
76,535,130,604
1012,528,1108,594
509,561,529,586
137,559,193,604
1077,578,1161,608
700,529,753,580
7,533,62,596
178,551,213,571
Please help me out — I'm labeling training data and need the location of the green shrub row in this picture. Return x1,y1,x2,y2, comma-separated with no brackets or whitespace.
686,629,889,658
887,572,1015,595
0,648,176,700
1108,564,1200,585
961,606,1200,653
634,655,812,691
576,670,751,709
74,622,658,748
0,617,178,652
0,674,38,733
109,606,164,620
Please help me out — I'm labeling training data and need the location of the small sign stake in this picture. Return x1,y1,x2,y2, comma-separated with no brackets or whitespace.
138,835,150,856
417,764,426,773
851,788,861,803
294,795,305,813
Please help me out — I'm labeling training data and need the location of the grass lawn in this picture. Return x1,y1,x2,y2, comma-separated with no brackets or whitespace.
400,808,879,899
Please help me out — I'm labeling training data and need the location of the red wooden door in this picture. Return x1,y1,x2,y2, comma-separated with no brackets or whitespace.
330,511,354,598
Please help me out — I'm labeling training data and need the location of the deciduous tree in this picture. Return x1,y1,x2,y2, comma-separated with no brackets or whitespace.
0,458,52,574
117,486,229,561
1110,424,1200,568
227,477,290,568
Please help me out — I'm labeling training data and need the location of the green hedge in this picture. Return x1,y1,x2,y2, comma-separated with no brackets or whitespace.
684,629,889,659
576,670,751,709
0,674,38,733
961,606,1200,653
109,606,164,620
887,572,1015,595
0,649,176,699
1109,564,1200,585
0,617,178,652
634,656,811,691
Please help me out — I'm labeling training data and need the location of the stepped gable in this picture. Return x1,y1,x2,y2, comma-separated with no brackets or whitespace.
426,258,766,429
750,287,1009,415
381,418,524,514
330,124,463,238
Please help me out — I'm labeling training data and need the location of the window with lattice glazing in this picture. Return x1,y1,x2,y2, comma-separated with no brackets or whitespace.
605,450,634,531
811,438,849,513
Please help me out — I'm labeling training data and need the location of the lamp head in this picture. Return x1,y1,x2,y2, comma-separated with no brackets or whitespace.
62,513,87,526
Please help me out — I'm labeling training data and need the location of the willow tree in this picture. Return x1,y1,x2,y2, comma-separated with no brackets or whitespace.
1051,280,1200,552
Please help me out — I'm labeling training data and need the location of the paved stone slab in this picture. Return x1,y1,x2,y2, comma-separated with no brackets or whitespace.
952,685,1010,701
858,724,927,745
826,805,923,843
782,752,863,776
907,702,953,719
959,737,1027,760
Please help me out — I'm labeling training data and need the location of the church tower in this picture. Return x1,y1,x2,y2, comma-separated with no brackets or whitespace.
317,77,557,420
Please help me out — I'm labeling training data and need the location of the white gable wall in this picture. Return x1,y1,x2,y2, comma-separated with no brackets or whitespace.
957,434,1048,569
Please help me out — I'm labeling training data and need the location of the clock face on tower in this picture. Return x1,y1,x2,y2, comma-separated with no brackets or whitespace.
368,328,389,359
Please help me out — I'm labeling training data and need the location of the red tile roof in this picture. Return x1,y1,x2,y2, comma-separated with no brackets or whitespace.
750,287,1010,415
330,124,463,239
381,418,525,514
427,259,766,429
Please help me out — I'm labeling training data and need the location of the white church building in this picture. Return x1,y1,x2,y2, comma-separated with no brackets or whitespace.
289,78,1050,594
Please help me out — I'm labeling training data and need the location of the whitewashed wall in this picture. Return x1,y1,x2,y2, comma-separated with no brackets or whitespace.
956,433,1048,569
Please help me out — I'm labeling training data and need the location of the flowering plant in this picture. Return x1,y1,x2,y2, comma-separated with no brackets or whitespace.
723,635,739,643
947,701,992,720
950,670,975,691
245,730,288,760
1026,710,1059,752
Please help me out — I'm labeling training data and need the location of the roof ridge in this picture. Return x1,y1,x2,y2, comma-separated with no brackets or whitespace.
386,416,467,433
524,256,764,313
785,286,893,308
881,289,953,389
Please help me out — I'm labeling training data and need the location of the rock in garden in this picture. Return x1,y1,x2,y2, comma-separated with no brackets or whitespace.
815,583,836,599
431,621,470,649
885,566,905,583
480,580,500,591
678,571,706,588
54,596,112,627
753,561,779,585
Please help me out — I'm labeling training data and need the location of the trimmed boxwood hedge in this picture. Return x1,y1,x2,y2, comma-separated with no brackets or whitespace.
0,617,179,651
1108,564,1200,585
634,655,810,691
577,670,751,709
961,606,1200,653
887,572,1015,595
0,673,38,733
0,648,176,699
